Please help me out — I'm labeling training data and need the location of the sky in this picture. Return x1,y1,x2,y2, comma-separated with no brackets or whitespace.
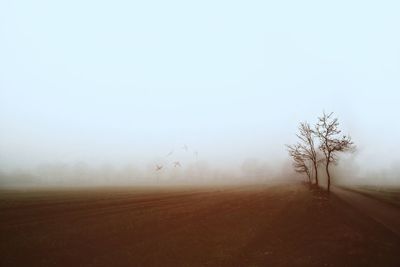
0,0,399,179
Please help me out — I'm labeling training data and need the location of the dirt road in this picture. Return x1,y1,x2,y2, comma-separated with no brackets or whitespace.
1,184,400,266
332,186,400,236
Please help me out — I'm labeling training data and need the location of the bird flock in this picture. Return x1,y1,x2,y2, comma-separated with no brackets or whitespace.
155,144,198,171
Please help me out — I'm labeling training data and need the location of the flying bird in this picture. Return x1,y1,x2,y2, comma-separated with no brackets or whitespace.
155,164,163,171
173,161,181,167
165,150,174,157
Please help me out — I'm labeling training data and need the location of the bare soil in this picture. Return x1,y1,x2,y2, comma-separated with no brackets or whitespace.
1,183,400,267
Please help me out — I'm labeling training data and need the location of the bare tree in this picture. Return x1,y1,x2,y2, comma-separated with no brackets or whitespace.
316,112,355,192
296,122,320,186
287,144,312,184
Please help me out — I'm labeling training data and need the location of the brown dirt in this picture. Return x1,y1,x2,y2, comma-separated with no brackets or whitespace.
1,183,400,267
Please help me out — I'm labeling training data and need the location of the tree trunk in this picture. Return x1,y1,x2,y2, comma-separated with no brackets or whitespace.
326,162,331,192
313,162,319,186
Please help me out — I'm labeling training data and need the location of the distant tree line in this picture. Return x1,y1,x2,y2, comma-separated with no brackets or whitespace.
287,112,355,192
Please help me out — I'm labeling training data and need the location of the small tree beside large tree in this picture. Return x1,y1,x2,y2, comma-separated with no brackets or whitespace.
286,143,312,184
287,122,320,186
297,122,320,186
287,112,355,192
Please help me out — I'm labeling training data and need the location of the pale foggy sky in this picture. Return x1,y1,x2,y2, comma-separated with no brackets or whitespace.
1,1,399,172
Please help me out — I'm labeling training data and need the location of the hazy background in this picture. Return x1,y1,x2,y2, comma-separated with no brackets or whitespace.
1,0,399,186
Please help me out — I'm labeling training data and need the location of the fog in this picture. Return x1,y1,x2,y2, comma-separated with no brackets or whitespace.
0,154,292,188
1,1,399,187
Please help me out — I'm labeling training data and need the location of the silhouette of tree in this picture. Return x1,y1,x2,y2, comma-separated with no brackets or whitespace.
287,144,312,184
296,122,321,186
316,112,355,192
287,122,321,186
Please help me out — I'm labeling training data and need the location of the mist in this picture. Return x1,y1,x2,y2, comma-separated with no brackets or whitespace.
1,1,400,188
